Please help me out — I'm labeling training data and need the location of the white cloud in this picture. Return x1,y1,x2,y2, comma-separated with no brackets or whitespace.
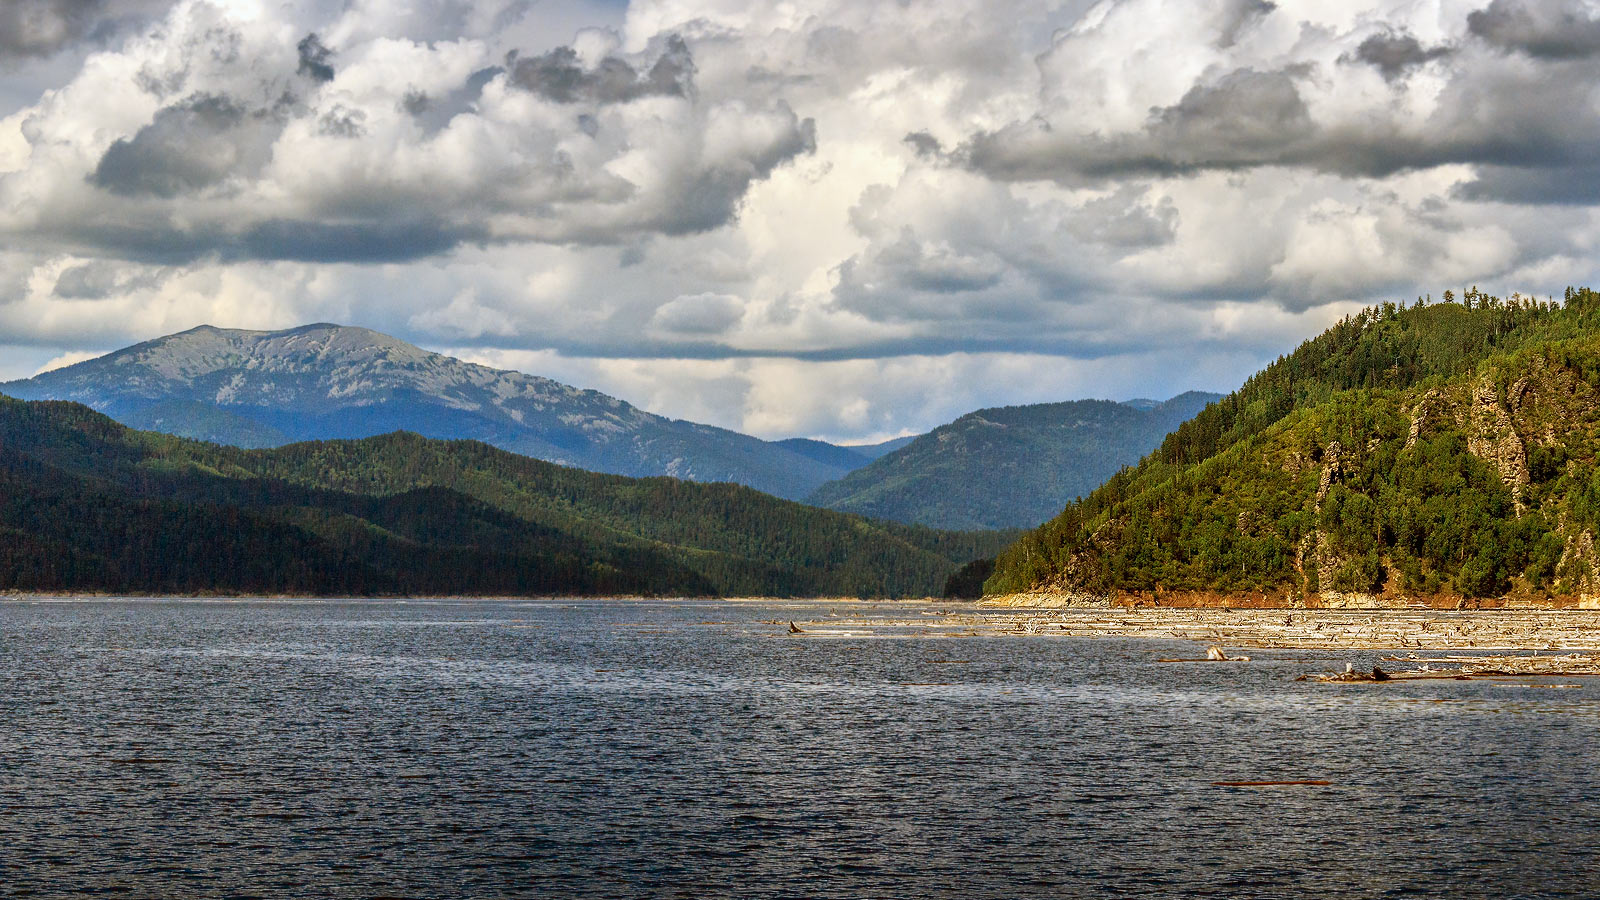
34,350,103,375
2,0,1599,439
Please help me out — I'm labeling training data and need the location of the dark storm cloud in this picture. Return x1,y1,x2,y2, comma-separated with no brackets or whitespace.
1344,30,1453,81
507,36,695,104
296,33,335,83
0,0,172,60
90,94,281,198
1468,0,1600,58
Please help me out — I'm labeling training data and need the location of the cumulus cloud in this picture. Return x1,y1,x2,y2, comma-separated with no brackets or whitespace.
960,0,1600,189
5,0,1600,440
0,1,815,265
34,349,103,375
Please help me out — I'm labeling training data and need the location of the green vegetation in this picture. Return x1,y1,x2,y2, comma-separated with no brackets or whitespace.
942,558,995,599
989,288,1600,601
0,398,1014,598
809,392,1220,530
0,323,880,501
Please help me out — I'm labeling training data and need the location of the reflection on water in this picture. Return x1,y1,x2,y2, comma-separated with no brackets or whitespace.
3,598,1598,898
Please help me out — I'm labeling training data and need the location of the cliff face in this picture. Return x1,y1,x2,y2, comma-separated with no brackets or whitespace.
987,289,1600,605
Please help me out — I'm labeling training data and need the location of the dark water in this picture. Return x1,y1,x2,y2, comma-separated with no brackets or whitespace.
3,599,1599,898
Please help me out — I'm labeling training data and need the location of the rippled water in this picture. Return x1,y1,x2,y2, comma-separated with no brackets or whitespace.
3,598,1599,898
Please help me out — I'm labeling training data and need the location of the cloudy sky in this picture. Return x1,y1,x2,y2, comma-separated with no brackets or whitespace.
2,0,1597,441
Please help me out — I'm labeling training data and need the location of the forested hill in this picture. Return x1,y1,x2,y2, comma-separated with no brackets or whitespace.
808,392,1220,530
988,287,1600,605
0,323,878,501
0,397,1013,598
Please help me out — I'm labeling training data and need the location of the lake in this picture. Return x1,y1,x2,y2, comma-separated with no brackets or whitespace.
2,598,1597,898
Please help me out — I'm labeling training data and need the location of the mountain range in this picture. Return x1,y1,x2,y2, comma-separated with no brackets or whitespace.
3,324,1216,531
0,396,1012,598
988,287,1600,606
17,290,1591,605
807,392,1220,530
0,324,902,501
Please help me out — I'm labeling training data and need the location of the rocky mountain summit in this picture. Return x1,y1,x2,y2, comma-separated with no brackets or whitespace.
1,324,866,500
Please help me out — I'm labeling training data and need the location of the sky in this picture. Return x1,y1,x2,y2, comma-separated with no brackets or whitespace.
1,0,1598,442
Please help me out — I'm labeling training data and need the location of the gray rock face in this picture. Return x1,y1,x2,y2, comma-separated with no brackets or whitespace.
0,323,860,500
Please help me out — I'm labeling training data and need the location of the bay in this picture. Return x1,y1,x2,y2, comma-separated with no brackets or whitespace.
2,598,1596,898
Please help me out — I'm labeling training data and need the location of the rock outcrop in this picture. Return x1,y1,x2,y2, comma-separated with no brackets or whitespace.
1465,377,1530,513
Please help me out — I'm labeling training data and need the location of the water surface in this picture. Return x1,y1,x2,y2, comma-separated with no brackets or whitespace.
2,598,1596,898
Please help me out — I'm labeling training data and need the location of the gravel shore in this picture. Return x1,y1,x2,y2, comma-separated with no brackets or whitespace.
788,606,1600,651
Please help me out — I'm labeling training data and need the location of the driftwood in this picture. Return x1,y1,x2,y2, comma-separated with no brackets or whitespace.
1156,645,1253,662
1300,664,1390,682
787,621,803,634
782,608,1600,651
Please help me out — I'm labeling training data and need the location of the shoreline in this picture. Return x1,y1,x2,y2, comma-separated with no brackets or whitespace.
787,606,1600,651
982,590,1600,611
0,592,937,603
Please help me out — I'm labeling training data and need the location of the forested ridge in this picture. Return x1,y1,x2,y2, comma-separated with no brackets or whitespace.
988,287,1600,603
0,323,877,501
808,392,1220,531
0,398,1013,597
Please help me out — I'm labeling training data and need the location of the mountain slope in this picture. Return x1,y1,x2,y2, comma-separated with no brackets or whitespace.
807,392,1221,530
988,288,1600,606
0,324,872,500
0,396,1013,598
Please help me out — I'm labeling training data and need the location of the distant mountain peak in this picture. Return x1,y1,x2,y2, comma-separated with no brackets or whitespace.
0,322,882,501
